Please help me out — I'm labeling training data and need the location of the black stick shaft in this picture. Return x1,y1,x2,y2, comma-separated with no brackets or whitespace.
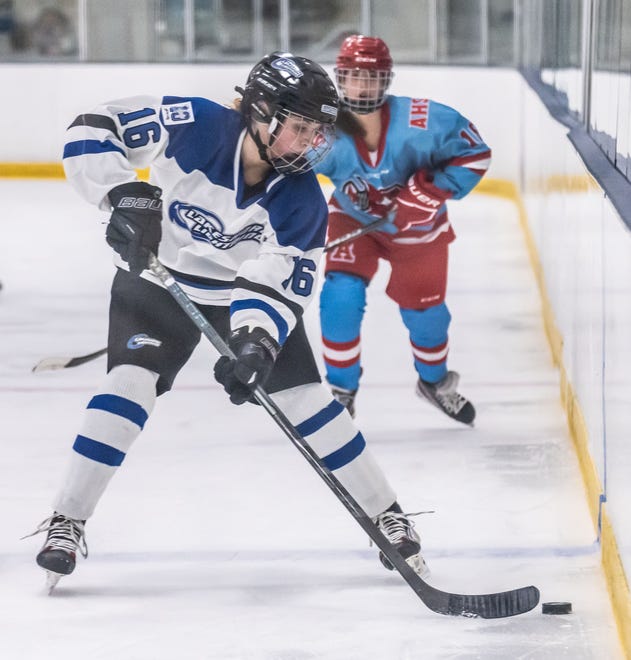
323,217,388,252
147,253,539,619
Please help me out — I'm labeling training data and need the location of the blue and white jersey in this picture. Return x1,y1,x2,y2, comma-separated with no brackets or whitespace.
63,95,328,346
316,95,491,238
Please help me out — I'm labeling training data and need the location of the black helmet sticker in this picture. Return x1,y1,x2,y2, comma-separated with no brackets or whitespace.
270,56,304,82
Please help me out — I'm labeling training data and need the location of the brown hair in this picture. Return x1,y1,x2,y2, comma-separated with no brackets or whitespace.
335,108,366,138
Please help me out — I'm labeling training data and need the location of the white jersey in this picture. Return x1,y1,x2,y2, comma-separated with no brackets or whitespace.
63,95,328,346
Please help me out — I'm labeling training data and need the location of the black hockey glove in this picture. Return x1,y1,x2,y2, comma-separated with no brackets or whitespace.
214,327,280,405
106,182,163,274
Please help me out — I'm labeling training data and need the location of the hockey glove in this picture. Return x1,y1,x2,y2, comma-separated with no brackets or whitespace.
106,182,163,274
393,170,451,232
214,327,280,405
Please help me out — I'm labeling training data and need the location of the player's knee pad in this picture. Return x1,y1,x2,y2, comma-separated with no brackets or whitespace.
400,302,451,343
320,272,367,339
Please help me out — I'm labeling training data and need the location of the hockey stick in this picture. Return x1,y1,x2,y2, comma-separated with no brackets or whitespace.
31,347,107,373
323,216,388,252
147,252,539,619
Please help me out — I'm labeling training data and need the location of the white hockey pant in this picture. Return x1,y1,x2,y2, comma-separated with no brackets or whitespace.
271,383,396,518
53,365,158,521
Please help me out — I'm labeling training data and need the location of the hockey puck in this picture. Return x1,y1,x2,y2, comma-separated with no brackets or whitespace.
542,601,572,615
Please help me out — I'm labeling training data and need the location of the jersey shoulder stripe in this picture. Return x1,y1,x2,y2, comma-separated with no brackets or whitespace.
68,114,121,139
63,139,125,159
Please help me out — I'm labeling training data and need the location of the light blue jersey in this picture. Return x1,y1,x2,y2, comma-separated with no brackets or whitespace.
316,95,491,235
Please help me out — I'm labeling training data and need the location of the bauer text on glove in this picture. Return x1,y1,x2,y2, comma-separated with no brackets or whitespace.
106,181,163,274
394,170,451,231
214,327,280,405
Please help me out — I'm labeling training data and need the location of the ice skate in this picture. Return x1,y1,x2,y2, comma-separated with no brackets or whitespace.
329,383,358,418
26,513,88,592
416,371,476,426
374,506,430,579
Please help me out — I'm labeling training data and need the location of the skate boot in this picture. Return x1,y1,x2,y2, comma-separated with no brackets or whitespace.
373,504,430,579
329,384,357,418
26,513,88,592
416,371,476,426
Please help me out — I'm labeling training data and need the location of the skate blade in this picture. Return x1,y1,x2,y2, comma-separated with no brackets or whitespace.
45,570,63,594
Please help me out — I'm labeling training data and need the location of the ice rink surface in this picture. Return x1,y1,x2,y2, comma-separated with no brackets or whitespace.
0,180,623,659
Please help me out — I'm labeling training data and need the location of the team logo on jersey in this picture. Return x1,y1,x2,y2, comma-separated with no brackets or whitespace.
169,201,264,249
342,175,400,217
329,242,356,264
127,333,162,350
409,98,429,129
161,102,195,125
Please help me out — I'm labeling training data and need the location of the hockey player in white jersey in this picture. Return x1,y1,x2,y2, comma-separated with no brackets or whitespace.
28,53,429,590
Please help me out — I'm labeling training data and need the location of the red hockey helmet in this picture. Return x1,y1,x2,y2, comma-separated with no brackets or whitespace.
335,35,393,113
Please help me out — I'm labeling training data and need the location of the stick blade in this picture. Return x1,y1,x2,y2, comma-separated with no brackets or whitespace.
443,585,540,619
32,356,74,372
32,348,107,373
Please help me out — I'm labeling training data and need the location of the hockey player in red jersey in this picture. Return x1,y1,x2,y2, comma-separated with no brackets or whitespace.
317,35,491,424
26,52,429,591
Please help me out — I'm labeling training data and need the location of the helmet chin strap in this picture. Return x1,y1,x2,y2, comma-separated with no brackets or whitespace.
248,124,273,165
236,87,288,170
247,115,284,170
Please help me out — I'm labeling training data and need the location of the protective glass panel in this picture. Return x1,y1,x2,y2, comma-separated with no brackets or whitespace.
1,0,78,60
156,0,186,61
288,0,361,61
86,0,161,62
518,0,543,69
488,0,514,65
373,0,434,63
615,1,631,178
549,0,583,118
210,0,254,59
437,0,484,63
590,0,622,161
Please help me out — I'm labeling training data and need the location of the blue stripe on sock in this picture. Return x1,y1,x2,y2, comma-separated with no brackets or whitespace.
87,394,148,428
296,400,345,437
73,435,126,466
322,432,366,471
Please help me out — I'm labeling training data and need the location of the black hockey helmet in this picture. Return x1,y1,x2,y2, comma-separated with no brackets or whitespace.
236,52,339,174
240,51,338,127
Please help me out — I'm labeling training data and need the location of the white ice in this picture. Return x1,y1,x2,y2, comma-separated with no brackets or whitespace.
0,180,623,659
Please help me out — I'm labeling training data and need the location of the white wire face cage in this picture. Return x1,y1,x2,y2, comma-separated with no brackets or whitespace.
334,68,393,114
265,108,336,174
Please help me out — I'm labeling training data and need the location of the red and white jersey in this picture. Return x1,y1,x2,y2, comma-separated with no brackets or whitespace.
316,95,491,241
